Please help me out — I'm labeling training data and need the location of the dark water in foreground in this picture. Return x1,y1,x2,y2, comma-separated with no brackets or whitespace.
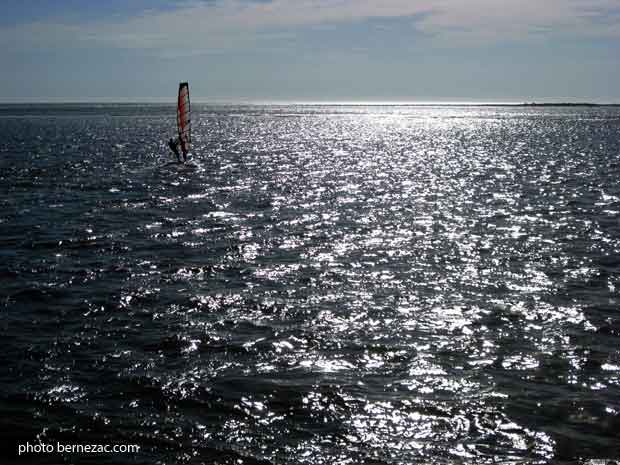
1,104,619,464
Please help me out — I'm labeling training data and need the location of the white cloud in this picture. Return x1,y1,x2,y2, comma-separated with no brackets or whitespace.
419,0,620,40
1,0,619,54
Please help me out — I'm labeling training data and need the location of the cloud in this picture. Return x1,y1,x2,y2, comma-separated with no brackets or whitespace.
1,0,620,55
420,0,620,40
576,1,620,29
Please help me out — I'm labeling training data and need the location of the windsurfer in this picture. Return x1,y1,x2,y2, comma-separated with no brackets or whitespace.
168,137,182,163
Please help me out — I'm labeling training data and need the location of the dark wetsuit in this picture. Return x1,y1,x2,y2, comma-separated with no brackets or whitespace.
168,138,181,163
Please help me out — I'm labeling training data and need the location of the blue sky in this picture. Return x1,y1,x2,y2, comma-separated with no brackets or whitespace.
1,0,619,102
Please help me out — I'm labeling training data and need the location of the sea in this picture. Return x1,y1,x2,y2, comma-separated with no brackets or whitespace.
0,103,619,465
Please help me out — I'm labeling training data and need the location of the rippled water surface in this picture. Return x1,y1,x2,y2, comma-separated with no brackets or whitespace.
1,104,620,464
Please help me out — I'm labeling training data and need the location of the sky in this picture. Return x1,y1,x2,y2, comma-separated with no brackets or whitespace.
0,0,619,102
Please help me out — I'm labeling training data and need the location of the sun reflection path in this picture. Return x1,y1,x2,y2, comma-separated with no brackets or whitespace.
20,105,619,464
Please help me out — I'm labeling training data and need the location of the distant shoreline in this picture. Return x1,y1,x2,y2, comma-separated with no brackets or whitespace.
518,102,614,107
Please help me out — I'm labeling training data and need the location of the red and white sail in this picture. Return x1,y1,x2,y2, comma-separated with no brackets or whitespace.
176,82,191,155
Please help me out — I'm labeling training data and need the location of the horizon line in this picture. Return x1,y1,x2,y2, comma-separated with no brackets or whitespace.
1,99,620,106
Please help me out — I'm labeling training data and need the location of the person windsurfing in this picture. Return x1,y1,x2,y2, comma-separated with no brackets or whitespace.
168,137,182,163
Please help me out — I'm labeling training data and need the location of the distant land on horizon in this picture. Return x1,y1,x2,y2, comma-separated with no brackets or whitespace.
519,102,619,107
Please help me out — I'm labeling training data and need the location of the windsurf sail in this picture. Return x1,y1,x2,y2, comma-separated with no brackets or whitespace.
176,82,191,155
